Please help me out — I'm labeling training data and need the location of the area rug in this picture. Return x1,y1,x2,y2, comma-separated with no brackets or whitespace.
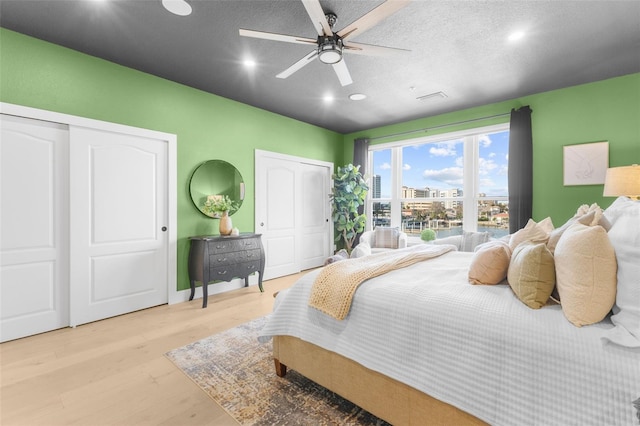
165,316,389,425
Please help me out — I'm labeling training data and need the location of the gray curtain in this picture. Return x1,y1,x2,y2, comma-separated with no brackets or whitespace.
508,106,533,233
353,138,369,174
353,138,369,243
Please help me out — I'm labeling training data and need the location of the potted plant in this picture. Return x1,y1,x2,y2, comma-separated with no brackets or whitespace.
202,195,237,235
330,164,369,254
420,228,437,242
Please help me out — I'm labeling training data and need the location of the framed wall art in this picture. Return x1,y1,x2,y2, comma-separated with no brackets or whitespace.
563,141,609,186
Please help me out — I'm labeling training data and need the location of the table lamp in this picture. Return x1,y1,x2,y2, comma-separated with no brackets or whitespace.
603,164,640,200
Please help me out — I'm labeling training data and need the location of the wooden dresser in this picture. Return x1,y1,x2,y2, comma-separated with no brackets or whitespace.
188,233,265,308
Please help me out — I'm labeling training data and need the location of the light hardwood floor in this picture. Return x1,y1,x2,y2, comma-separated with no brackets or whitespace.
1,272,307,425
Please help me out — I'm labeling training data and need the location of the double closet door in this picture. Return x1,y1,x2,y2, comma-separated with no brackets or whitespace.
1,112,171,342
255,150,333,280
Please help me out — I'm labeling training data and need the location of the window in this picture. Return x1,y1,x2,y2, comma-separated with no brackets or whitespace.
367,124,510,242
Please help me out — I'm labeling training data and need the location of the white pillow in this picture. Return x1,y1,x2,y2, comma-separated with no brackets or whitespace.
460,231,490,252
601,197,640,347
432,235,462,250
350,242,371,258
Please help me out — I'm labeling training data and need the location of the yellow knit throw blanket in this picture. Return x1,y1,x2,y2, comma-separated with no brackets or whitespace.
309,244,455,320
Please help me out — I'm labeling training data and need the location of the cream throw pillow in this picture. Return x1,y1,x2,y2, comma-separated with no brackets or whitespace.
373,227,400,249
547,204,610,254
507,242,556,309
509,217,554,251
468,240,512,285
554,223,617,327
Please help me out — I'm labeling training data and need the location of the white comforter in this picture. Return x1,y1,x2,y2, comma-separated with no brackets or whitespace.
259,251,640,425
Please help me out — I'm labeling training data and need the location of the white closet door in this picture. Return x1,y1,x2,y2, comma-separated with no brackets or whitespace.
69,127,168,326
255,151,332,279
256,156,300,279
0,114,70,342
299,162,331,270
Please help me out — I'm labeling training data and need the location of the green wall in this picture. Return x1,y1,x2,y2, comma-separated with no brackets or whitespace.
345,73,640,226
0,29,344,291
2,27,639,292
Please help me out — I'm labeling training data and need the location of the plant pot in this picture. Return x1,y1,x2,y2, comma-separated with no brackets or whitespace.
219,211,233,236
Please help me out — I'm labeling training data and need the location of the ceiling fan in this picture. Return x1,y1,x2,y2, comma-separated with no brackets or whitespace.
239,0,411,86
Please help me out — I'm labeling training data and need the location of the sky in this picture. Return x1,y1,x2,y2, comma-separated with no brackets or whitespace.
372,130,509,198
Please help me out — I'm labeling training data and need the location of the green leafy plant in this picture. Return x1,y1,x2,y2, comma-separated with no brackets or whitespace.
331,164,369,254
420,228,437,242
202,195,237,218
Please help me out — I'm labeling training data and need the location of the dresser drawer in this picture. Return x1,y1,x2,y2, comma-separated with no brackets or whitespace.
208,238,261,254
209,260,260,282
237,260,261,275
209,249,261,266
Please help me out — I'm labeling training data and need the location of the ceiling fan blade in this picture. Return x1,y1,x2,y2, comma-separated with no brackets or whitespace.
332,60,353,86
337,0,410,41
344,41,411,56
276,50,319,79
239,29,317,46
301,0,333,36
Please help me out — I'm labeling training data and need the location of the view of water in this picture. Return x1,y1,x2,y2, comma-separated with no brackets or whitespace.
403,225,510,240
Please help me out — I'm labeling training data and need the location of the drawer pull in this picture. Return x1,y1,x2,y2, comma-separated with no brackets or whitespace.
217,257,227,262
217,270,227,275
215,244,226,249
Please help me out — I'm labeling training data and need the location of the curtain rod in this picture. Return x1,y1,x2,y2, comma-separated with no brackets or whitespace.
369,112,511,141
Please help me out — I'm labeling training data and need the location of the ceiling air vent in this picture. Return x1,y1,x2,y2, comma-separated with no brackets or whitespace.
417,91,448,101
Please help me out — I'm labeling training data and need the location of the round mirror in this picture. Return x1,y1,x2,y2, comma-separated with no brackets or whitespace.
189,160,244,217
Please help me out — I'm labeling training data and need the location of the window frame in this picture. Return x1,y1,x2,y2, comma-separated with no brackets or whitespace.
366,122,510,233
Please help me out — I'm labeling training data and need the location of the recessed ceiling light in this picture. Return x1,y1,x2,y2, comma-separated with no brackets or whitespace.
349,93,367,101
323,94,334,104
162,0,192,16
243,59,256,68
508,31,525,42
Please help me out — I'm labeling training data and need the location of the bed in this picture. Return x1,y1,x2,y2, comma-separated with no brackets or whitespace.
258,198,640,425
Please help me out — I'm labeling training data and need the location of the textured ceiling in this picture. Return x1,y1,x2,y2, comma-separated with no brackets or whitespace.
1,0,639,133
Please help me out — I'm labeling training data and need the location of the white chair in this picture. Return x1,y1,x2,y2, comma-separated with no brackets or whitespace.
358,227,408,254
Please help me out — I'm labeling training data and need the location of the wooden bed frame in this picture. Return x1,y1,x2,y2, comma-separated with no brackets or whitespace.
273,335,487,425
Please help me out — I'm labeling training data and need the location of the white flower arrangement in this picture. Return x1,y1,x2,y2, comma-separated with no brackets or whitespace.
202,195,236,218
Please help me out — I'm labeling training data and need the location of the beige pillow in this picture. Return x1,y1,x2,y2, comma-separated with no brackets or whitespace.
507,242,556,309
547,204,611,254
554,223,617,327
509,217,554,251
548,211,596,254
373,227,399,249
468,241,511,285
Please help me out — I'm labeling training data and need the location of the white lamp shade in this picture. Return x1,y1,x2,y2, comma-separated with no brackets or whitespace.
603,164,640,199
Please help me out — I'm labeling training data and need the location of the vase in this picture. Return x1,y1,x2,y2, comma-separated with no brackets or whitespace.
219,211,233,236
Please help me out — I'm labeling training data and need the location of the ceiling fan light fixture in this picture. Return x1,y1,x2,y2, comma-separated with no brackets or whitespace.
162,0,192,16
317,36,343,64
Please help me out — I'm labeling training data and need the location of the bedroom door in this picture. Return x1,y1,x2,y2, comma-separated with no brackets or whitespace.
0,114,70,342
255,150,332,280
69,126,169,326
